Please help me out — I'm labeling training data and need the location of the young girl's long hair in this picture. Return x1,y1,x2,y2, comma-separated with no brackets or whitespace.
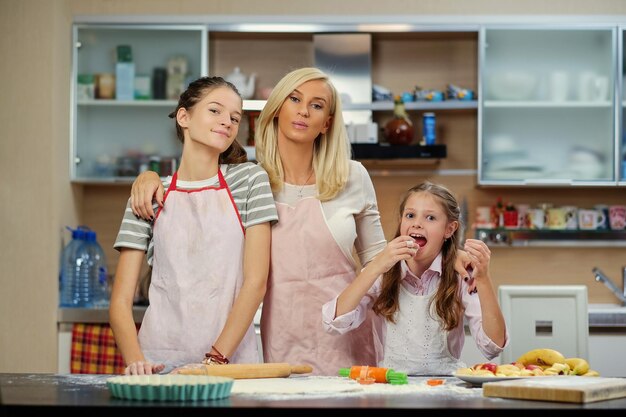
168,76,247,164
254,67,351,201
372,182,463,331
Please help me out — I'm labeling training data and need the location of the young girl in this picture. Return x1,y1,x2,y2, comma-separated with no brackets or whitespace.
323,182,508,375
110,76,277,375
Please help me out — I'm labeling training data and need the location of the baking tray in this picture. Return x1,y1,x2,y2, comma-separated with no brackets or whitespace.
106,374,234,401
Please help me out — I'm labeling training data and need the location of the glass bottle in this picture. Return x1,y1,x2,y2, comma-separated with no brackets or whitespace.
384,96,414,145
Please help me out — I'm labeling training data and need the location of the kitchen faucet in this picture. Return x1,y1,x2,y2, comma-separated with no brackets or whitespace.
592,267,626,306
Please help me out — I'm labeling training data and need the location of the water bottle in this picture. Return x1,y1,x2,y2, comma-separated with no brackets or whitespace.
59,226,88,307
83,230,110,308
60,228,109,307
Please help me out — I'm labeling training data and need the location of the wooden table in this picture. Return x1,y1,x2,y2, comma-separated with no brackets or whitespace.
1,373,626,416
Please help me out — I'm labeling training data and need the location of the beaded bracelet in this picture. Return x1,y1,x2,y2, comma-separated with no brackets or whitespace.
203,345,229,365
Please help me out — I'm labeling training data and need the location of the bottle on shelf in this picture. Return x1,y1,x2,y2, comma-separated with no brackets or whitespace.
59,228,109,308
383,95,414,145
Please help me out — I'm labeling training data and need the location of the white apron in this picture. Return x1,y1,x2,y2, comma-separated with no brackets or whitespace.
382,285,465,375
139,168,258,371
260,198,383,375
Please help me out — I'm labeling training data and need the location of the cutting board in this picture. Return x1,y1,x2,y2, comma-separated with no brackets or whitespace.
483,376,626,403
174,362,313,379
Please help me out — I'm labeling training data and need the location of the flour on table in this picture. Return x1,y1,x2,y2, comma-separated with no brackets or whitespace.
230,376,481,399
231,376,362,396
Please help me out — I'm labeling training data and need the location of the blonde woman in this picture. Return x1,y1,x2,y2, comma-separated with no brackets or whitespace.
129,68,473,375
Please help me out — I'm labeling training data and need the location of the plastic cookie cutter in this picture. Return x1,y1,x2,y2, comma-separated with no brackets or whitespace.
339,365,408,385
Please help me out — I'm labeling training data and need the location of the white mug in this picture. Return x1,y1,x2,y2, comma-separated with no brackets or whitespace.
578,71,596,102
562,205,578,230
527,208,546,230
578,209,606,230
590,76,609,102
475,206,494,228
549,71,569,102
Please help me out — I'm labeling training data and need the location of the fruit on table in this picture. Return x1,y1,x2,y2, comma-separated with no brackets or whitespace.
564,357,590,375
473,362,498,373
455,349,600,377
516,348,566,367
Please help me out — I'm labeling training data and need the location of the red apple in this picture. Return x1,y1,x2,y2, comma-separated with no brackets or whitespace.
525,364,541,370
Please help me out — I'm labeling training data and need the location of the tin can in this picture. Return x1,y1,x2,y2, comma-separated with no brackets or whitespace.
422,112,436,145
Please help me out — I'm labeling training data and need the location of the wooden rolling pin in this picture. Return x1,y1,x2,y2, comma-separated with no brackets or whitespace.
175,363,313,379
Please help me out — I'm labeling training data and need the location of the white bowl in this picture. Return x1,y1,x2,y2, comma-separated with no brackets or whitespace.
488,72,538,101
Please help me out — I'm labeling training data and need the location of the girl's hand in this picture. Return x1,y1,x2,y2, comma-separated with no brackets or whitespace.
124,360,165,375
454,249,477,294
371,235,419,276
463,239,491,284
130,171,164,220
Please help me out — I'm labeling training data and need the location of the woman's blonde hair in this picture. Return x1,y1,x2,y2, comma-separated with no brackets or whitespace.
255,67,351,201
372,182,463,331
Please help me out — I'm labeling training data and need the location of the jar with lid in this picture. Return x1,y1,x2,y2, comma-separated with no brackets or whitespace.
383,96,414,145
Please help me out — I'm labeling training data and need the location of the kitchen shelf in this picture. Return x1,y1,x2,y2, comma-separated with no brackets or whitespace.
483,101,612,108
78,99,178,107
351,143,446,159
242,100,477,112
475,227,626,247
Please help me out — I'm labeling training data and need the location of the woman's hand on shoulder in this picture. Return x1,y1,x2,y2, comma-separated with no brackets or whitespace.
124,360,165,375
131,171,163,220
370,235,418,276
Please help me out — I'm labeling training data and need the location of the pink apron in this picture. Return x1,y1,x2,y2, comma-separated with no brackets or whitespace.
139,169,258,370
261,198,383,375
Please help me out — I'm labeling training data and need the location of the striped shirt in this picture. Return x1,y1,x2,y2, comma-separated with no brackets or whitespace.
114,162,278,265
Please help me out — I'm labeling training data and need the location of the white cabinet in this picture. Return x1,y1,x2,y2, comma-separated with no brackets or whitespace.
71,24,207,183
479,27,617,185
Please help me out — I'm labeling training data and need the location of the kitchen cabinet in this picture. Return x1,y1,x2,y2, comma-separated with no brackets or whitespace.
71,24,207,183
70,23,479,179
208,27,479,162
479,27,617,185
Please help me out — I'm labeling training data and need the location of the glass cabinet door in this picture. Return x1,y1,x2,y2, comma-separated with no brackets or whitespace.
71,25,207,182
479,27,616,185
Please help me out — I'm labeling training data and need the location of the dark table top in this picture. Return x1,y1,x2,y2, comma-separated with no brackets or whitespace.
2,373,626,416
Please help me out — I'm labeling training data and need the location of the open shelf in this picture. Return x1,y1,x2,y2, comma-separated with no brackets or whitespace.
351,143,446,159
475,228,626,247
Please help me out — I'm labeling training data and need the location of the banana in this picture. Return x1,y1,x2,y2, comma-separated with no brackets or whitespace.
544,362,570,375
565,358,590,375
516,348,566,367
582,370,600,377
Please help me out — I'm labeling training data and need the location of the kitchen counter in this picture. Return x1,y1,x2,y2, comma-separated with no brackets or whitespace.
1,373,626,416
58,303,626,328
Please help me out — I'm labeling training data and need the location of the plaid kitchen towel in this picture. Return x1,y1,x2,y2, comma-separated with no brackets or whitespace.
70,323,128,374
